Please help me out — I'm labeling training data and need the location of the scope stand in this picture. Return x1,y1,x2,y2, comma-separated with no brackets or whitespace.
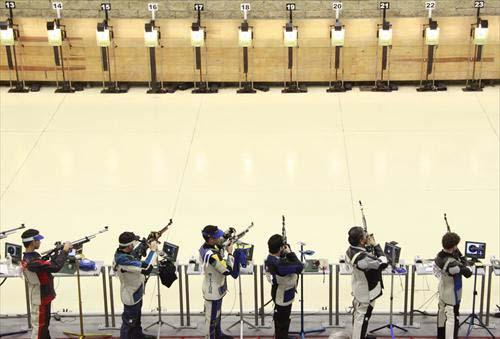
458,265,495,338
417,21,446,92
289,243,325,338
370,250,407,337
63,257,112,339
144,273,178,337
463,8,487,92
226,272,258,337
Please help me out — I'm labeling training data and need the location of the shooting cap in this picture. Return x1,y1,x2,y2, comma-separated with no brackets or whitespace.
21,229,44,243
202,225,224,240
118,232,140,247
268,234,284,253
348,226,365,246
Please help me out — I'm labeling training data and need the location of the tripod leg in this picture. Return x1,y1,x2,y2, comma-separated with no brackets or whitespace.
459,314,471,327
466,314,475,338
392,324,408,332
370,324,389,333
465,314,495,338
480,322,496,338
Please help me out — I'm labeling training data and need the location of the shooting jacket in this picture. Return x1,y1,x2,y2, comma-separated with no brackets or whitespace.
264,252,303,307
199,243,234,301
113,249,156,306
434,249,472,306
346,244,388,303
22,251,68,306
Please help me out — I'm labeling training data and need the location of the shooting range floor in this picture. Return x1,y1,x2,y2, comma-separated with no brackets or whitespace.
0,85,499,338
0,313,499,338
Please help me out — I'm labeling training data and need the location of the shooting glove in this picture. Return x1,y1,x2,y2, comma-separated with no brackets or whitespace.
141,264,153,276
149,241,158,251
366,234,377,246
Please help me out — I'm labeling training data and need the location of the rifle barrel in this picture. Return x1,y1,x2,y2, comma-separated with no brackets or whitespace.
359,201,368,231
444,213,451,232
0,224,26,236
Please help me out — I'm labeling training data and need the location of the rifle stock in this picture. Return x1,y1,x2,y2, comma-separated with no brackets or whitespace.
133,219,173,259
221,222,254,248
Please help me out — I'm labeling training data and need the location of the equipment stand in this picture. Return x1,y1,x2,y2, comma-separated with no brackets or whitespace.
63,259,112,338
282,7,307,94
50,12,76,93
3,7,29,93
372,6,397,92
54,42,75,93
99,8,128,94
5,43,28,93
236,10,256,94
237,46,256,93
289,243,325,338
144,274,178,337
327,6,351,93
191,7,217,94
417,13,446,92
236,9,269,94
147,45,168,94
226,273,258,338
327,43,351,92
463,6,487,92
145,9,174,94
370,249,408,336
458,265,495,338
282,46,307,93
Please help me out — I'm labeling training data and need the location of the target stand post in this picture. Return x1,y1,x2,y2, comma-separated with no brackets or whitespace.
1,2,29,93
